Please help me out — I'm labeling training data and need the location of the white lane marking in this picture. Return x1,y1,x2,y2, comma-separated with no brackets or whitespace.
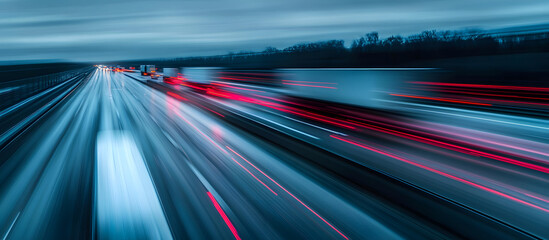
186,162,231,212
1,212,20,240
95,131,172,240
246,111,319,139
379,99,549,130
263,109,347,136
227,107,319,139
210,98,325,138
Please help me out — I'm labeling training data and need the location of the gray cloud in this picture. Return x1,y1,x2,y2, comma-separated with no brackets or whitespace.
1,0,548,62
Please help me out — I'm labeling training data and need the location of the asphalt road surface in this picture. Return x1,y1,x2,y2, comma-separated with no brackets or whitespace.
1,68,547,239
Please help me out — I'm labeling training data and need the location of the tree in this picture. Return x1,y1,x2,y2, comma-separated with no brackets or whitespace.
365,32,379,45
384,35,403,47
263,46,278,53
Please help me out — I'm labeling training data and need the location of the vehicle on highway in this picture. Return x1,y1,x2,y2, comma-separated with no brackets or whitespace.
140,65,156,76
162,68,182,84
278,68,434,110
179,67,220,92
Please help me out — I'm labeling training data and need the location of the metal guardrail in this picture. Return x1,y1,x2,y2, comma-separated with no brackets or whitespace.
0,67,93,110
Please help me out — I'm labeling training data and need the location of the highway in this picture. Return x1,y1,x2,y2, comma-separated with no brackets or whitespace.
1,68,548,239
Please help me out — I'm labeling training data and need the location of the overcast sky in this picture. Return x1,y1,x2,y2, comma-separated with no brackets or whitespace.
1,0,548,62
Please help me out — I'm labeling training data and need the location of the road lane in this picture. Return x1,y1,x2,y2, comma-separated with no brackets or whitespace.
2,68,547,239
144,73,549,238
0,69,411,239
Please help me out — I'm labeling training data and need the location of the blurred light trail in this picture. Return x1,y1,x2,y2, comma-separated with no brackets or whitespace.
410,82,549,92
96,131,173,239
282,82,337,89
229,157,278,195
207,192,241,240
1,212,19,240
262,109,347,136
417,88,549,101
167,91,187,101
181,82,209,91
346,117,549,173
194,102,225,118
465,97,549,107
390,93,493,106
282,80,338,84
206,89,357,129
225,146,349,240
242,111,319,139
211,82,265,92
379,100,549,130
330,134,549,214
171,107,228,154
219,72,278,77
2,68,548,239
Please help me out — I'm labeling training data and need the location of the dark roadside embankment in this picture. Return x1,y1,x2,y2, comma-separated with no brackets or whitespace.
0,63,89,82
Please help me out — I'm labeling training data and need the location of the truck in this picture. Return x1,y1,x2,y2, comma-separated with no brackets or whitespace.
278,68,434,110
140,65,156,76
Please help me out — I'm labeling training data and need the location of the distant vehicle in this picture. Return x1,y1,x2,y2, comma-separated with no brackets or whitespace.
140,65,156,76
279,68,434,109
162,68,182,84
113,66,125,72
151,73,160,80
180,67,220,92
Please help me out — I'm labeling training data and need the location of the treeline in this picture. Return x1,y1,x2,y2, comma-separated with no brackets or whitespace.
139,28,549,68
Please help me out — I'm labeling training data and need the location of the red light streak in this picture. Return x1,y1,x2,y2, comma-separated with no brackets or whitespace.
207,89,234,98
443,133,549,159
164,77,184,85
193,102,225,118
465,97,549,107
210,90,356,129
390,93,492,106
207,192,242,240
282,80,337,84
225,146,349,239
252,94,313,109
167,92,187,101
230,157,277,195
419,88,549,101
219,72,278,76
264,104,356,129
181,82,208,91
218,76,272,82
350,116,549,165
283,82,337,89
411,82,549,92
212,82,265,92
218,77,251,81
330,135,549,214
173,111,227,154
204,106,225,117
349,120,549,174
522,192,549,204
